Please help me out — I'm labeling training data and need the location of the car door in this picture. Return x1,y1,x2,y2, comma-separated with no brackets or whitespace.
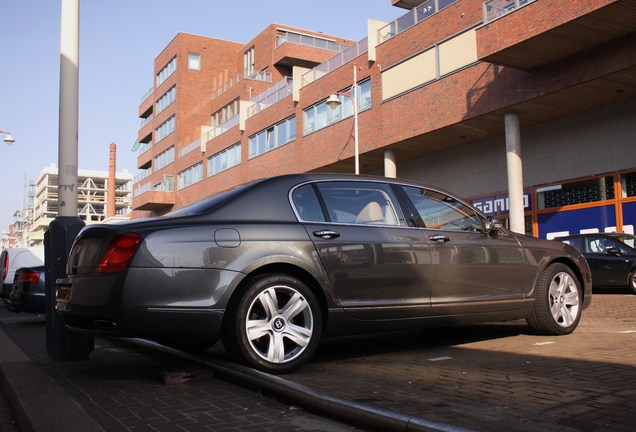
291,181,433,320
583,236,632,286
399,185,526,316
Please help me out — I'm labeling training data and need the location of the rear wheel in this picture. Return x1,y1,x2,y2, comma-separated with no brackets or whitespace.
223,274,322,373
527,263,582,335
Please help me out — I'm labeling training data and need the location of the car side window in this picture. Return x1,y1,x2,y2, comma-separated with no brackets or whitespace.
291,184,326,222
585,237,605,253
315,181,403,226
402,186,483,231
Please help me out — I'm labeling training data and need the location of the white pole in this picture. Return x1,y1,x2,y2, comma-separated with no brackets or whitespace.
505,111,525,234
353,65,359,175
58,0,80,217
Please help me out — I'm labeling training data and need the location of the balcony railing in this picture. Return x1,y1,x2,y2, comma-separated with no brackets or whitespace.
246,77,293,118
483,0,535,23
133,177,174,198
206,115,240,142
211,70,272,101
178,138,201,158
133,169,151,184
139,113,154,129
140,87,153,103
378,0,458,44
275,30,348,52
302,38,369,86
137,141,153,155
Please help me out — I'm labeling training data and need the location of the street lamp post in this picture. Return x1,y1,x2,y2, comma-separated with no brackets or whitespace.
1,130,15,145
326,65,359,175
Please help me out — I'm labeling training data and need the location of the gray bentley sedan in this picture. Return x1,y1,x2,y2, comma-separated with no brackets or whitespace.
56,173,592,373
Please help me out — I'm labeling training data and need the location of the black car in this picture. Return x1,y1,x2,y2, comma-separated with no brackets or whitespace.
56,174,592,373
557,233,636,293
7,266,46,314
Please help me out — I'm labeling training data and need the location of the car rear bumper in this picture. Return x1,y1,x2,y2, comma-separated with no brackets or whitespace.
56,267,244,344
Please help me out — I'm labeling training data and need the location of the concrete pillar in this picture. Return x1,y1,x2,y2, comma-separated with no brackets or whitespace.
505,112,525,234
384,150,397,178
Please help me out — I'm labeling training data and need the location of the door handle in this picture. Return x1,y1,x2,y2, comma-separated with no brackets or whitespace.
313,230,341,239
430,235,450,243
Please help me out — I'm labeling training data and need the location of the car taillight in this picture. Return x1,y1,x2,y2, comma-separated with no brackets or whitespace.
97,233,141,273
18,271,41,283
2,253,7,280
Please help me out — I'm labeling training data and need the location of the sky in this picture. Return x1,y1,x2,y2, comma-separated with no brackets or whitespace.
0,0,404,232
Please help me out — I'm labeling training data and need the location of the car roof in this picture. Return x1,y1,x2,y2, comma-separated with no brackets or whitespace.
162,173,461,223
557,232,635,240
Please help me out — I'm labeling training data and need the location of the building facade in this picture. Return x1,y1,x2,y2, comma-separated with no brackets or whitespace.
25,165,133,247
132,0,636,239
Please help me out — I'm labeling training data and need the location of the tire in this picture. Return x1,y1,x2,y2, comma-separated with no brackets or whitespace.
629,269,636,294
222,274,322,373
527,263,582,335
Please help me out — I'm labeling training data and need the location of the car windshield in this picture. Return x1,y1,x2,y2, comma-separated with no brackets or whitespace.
613,234,636,249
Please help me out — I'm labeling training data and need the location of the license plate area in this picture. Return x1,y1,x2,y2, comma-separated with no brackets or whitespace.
55,279,72,312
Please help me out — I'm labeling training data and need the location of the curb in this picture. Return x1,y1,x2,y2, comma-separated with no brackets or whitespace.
0,328,103,432
124,338,474,432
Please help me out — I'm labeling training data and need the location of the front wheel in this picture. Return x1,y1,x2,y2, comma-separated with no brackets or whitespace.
629,269,636,294
527,263,582,335
223,274,322,373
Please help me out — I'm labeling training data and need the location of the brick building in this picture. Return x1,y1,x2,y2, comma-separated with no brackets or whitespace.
132,0,636,239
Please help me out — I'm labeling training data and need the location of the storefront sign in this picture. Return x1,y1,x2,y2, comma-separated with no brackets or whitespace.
471,192,531,217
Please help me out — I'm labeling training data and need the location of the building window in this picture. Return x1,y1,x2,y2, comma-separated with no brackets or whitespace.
155,115,176,143
188,53,201,70
303,78,371,135
154,146,175,171
156,86,176,114
537,176,615,210
207,143,241,177
622,171,636,197
244,46,255,76
156,56,176,87
248,116,296,159
177,162,203,190
211,99,239,128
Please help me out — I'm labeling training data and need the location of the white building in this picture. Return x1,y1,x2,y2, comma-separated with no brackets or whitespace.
25,165,133,247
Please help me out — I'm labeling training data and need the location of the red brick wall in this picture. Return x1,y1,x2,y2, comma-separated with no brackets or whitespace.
477,0,617,58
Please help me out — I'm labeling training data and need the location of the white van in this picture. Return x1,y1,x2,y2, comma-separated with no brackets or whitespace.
1,248,45,302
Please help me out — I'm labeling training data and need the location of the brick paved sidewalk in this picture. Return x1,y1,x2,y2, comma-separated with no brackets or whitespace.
283,291,636,432
0,310,361,432
2,292,635,432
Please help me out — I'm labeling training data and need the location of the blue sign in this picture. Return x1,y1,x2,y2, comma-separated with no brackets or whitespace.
622,201,636,234
538,205,617,239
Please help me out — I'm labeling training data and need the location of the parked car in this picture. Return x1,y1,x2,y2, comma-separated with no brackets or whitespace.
557,233,636,293
6,266,46,314
1,247,44,306
56,174,592,373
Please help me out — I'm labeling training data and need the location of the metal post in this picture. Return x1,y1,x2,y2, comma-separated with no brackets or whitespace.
352,65,359,175
46,0,93,360
505,111,525,234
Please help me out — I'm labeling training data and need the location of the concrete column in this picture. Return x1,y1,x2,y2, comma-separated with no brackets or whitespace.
505,112,525,234
58,0,79,217
384,150,397,178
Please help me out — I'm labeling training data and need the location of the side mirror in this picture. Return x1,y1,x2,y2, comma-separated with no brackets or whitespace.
484,216,503,233
605,247,621,256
